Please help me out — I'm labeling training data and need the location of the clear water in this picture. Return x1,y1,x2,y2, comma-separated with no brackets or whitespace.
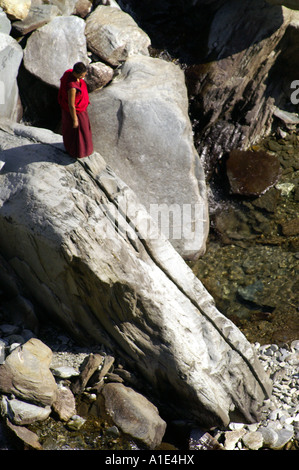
190,131,299,346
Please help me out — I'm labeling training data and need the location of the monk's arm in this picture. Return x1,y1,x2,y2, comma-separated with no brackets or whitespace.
68,88,78,128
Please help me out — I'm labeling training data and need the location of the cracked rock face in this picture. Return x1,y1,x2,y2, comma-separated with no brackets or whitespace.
0,119,272,428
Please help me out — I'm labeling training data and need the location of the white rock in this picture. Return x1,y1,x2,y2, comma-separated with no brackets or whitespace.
23,15,89,88
242,431,264,450
0,33,23,120
271,428,294,449
51,366,79,379
259,426,278,448
224,429,246,450
0,7,10,33
229,422,245,431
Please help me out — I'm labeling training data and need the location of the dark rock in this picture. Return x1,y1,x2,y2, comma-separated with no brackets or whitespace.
5,419,42,450
281,217,299,236
226,149,281,196
189,428,224,450
71,353,104,395
251,187,280,213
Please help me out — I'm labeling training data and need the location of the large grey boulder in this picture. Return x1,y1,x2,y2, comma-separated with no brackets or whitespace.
1,396,51,425
0,120,272,428
0,7,11,33
89,55,209,260
23,15,89,88
85,5,150,66
0,33,23,120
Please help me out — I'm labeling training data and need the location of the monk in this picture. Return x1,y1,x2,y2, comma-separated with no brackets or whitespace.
58,62,93,158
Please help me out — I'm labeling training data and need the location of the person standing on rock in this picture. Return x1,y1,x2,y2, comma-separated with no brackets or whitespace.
58,62,93,159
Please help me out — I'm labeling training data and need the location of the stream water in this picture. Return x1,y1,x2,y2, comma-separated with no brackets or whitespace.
190,130,299,346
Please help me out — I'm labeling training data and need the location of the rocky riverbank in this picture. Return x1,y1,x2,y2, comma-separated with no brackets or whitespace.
0,316,299,451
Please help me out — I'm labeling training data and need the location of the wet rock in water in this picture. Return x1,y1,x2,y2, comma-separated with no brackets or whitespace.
251,187,280,213
0,32,23,121
66,414,86,431
226,149,281,196
102,382,167,449
281,217,299,236
0,7,11,33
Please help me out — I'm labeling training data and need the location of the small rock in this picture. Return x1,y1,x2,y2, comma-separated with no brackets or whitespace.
6,419,42,450
51,365,79,379
275,182,295,197
0,340,5,364
271,428,294,450
1,396,51,425
259,426,278,448
224,429,246,450
242,431,264,450
66,414,86,431
106,425,120,438
52,385,76,422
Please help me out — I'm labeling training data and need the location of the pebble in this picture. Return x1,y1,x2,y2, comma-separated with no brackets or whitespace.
213,340,299,450
242,431,263,450
66,415,86,431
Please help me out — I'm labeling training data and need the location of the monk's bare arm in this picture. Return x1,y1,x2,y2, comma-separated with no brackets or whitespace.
68,88,78,128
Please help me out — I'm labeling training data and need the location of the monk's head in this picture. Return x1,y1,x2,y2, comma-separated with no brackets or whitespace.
72,62,87,79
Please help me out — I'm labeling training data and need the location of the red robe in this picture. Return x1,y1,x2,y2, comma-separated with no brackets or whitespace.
58,69,93,158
